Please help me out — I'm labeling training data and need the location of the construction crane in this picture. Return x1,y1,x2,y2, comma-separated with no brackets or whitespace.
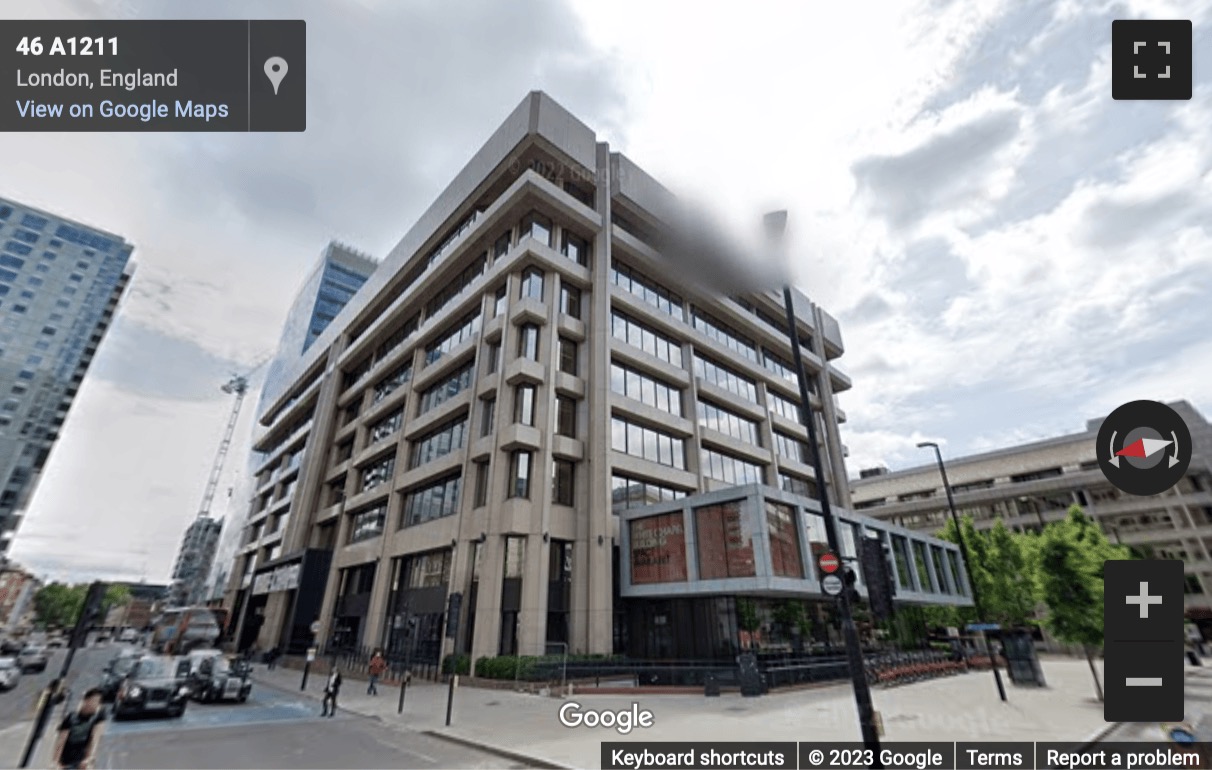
169,358,268,607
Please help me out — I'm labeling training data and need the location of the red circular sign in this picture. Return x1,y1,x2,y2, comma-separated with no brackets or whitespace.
819,553,840,573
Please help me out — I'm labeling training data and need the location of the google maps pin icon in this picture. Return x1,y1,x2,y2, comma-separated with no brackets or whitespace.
264,57,288,95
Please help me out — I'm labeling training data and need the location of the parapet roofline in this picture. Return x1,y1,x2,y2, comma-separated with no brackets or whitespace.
258,91,604,421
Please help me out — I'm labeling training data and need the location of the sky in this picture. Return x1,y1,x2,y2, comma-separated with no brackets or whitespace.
3,0,1210,583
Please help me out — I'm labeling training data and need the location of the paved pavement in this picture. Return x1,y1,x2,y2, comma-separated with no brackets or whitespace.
251,655,1173,769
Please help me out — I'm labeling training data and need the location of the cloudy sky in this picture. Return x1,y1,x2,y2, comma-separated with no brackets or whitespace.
3,0,1209,583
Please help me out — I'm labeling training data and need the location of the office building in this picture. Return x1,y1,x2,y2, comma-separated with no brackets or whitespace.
207,243,376,605
0,199,134,550
850,400,1212,621
223,92,968,662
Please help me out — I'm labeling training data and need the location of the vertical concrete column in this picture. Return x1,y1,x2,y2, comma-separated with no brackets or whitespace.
470,535,504,662
811,305,852,510
315,509,353,650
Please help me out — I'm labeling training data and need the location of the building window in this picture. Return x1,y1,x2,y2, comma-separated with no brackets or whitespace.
767,389,800,422
368,408,403,443
485,342,501,374
610,474,689,511
409,416,468,468
513,384,536,426
480,397,496,437
693,354,757,402
762,349,798,383
697,400,761,445
690,306,757,362
696,502,755,579
610,311,683,367
517,324,539,361
473,462,490,508
561,232,589,267
558,338,578,376
610,416,686,469
779,472,817,498
492,284,506,317
609,362,681,415
508,451,533,499
773,431,811,464
552,459,575,506
401,474,462,527
372,363,412,404
348,503,388,543
611,261,684,321
701,447,764,486
493,232,511,260
766,501,803,578
519,267,544,301
335,439,354,463
555,396,576,437
359,454,395,492
0,255,23,270
559,284,581,319
425,312,481,366
417,362,474,415
521,212,553,248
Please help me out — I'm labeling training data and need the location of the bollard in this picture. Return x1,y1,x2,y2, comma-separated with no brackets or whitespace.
445,674,457,726
300,660,310,691
397,671,409,714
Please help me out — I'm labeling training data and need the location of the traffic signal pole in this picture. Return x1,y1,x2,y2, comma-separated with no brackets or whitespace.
20,581,107,768
782,287,883,765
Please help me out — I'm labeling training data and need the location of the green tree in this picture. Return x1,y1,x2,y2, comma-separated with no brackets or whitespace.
735,597,760,633
103,584,132,618
1035,505,1131,702
32,583,85,629
983,521,1038,627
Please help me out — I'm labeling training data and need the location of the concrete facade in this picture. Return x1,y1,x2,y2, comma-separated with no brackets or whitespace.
850,400,1212,615
222,92,864,663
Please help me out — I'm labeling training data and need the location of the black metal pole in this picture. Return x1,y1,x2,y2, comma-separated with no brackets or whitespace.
925,443,1007,702
300,659,310,691
397,666,408,714
445,674,456,726
782,286,882,763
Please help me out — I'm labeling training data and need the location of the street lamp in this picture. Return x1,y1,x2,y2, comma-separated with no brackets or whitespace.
917,441,1007,702
766,211,882,760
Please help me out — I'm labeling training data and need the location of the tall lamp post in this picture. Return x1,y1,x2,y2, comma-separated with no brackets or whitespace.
766,211,882,760
917,441,1007,702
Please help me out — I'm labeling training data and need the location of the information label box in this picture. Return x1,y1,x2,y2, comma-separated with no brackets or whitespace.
0,20,305,132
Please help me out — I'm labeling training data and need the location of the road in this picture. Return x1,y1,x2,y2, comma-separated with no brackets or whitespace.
0,642,515,769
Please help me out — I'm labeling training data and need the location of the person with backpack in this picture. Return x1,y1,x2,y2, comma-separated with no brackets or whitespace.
320,667,342,717
367,650,386,696
52,687,107,769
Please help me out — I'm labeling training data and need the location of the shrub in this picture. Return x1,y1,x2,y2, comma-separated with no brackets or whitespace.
442,654,470,675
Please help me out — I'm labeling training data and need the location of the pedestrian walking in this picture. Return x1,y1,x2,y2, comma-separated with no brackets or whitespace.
367,650,386,696
320,667,342,717
52,687,107,769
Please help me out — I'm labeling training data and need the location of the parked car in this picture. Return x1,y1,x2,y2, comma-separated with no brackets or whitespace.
45,637,65,649
0,658,21,690
98,649,144,702
17,646,47,673
113,655,191,719
0,638,22,655
189,653,252,703
118,628,138,643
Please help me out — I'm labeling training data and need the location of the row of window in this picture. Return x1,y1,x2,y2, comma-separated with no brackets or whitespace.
691,306,757,363
417,362,474,415
611,311,683,368
611,261,683,320
611,416,687,470
410,416,468,469
698,400,760,445
693,353,757,402
610,361,681,415
372,362,412,405
424,312,481,366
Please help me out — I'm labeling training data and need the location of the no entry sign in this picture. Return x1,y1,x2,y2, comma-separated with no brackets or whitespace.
818,553,840,574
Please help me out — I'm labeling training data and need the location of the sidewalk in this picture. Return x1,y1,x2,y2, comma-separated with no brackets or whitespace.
252,657,1151,770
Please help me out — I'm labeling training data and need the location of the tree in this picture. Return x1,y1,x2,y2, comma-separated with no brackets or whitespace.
984,521,1038,627
102,584,132,622
735,597,760,649
33,583,86,629
1035,505,1132,702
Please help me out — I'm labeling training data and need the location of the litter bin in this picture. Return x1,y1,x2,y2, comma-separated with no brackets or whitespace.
1001,629,1046,687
